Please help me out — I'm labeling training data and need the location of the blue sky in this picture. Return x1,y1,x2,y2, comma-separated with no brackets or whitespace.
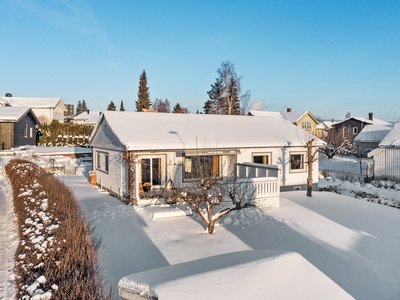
1,0,399,121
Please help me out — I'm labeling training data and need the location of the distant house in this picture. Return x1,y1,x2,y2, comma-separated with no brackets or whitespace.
74,111,101,126
354,124,394,156
331,113,390,142
248,109,324,138
0,94,66,124
368,122,400,179
64,104,75,123
89,112,325,204
0,106,40,150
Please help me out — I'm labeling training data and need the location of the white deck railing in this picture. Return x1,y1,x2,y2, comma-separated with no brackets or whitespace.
235,163,281,200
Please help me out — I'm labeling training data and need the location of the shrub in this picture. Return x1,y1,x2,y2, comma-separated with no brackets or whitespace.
5,159,113,299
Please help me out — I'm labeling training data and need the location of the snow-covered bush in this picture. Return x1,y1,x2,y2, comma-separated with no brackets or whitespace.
5,159,113,299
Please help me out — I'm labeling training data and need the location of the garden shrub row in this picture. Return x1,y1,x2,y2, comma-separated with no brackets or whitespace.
5,159,112,299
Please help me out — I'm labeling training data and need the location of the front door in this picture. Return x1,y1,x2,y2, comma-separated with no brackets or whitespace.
141,157,162,187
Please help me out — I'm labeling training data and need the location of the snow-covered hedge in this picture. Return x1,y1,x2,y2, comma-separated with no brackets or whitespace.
38,122,93,147
319,177,400,209
5,159,112,299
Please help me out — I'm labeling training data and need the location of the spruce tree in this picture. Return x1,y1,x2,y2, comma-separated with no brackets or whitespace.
173,103,182,113
120,100,125,111
75,100,82,116
107,101,117,111
81,99,88,112
135,70,152,111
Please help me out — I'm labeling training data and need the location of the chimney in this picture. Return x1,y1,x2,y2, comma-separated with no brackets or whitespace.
287,108,291,113
5,93,12,97
368,112,373,121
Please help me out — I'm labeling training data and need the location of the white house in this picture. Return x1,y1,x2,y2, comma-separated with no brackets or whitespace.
0,95,66,124
89,112,325,204
368,122,400,178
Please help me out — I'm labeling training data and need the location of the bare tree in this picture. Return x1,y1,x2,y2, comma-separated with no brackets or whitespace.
306,138,319,197
171,155,257,234
152,98,171,113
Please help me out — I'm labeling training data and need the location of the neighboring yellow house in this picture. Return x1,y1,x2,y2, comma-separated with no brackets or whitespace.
248,109,324,138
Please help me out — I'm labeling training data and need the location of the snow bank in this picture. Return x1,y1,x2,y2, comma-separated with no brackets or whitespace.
0,174,19,300
118,250,353,300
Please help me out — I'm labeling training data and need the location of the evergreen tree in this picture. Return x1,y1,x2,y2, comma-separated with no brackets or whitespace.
107,101,117,111
135,70,152,111
81,99,88,112
173,103,182,113
120,100,125,111
172,103,189,113
75,100,82,116
207,61,250,115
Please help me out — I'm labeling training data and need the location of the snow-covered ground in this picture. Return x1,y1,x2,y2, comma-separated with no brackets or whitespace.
319,153,373,178
0,173,18,300
2,152,400,299
62,175,400,300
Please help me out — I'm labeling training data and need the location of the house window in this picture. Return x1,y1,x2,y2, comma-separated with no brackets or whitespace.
141,158,161,186
290,153,306,172
96,151,109,173
105,154,109,172
343,127,347,138
302,122,312,131
25,124,28,138
183,155,220,180
29,127,33,138
253,153,271,165
97,152,101,169
353,127,358,135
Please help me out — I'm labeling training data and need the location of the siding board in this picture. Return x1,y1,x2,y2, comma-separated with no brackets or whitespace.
91,118,125,151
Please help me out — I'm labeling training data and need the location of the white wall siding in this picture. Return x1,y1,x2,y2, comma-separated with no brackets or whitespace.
236,147,319,188
94,148,129,198
373,148,400,178
91,118,125,151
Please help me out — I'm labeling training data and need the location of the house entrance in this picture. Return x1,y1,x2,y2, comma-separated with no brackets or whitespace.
141,158,162,186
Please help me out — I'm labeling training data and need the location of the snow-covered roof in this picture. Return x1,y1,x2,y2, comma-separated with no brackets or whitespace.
334,116,390,126
379,122,400,147
0,97,64,110
248,110,317,124
118,250,354,300
281,111,309,123
320,121,335,130
354,124,394,142
90,112,326,151
247,111,282,118
75,111,101,125
0,106,39,123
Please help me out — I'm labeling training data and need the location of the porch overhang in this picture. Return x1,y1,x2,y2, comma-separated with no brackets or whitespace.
184,149,241,156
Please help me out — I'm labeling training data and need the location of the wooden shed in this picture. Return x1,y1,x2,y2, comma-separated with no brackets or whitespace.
0,106,40,150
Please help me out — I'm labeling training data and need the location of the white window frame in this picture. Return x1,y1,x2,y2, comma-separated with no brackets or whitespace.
24,124,28,138
289,152,307,173
353,127,358,135
343,127,347,138
29,127,33,138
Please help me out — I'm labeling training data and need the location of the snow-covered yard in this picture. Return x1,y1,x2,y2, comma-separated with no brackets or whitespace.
62,175,400,300
319,153,373,177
